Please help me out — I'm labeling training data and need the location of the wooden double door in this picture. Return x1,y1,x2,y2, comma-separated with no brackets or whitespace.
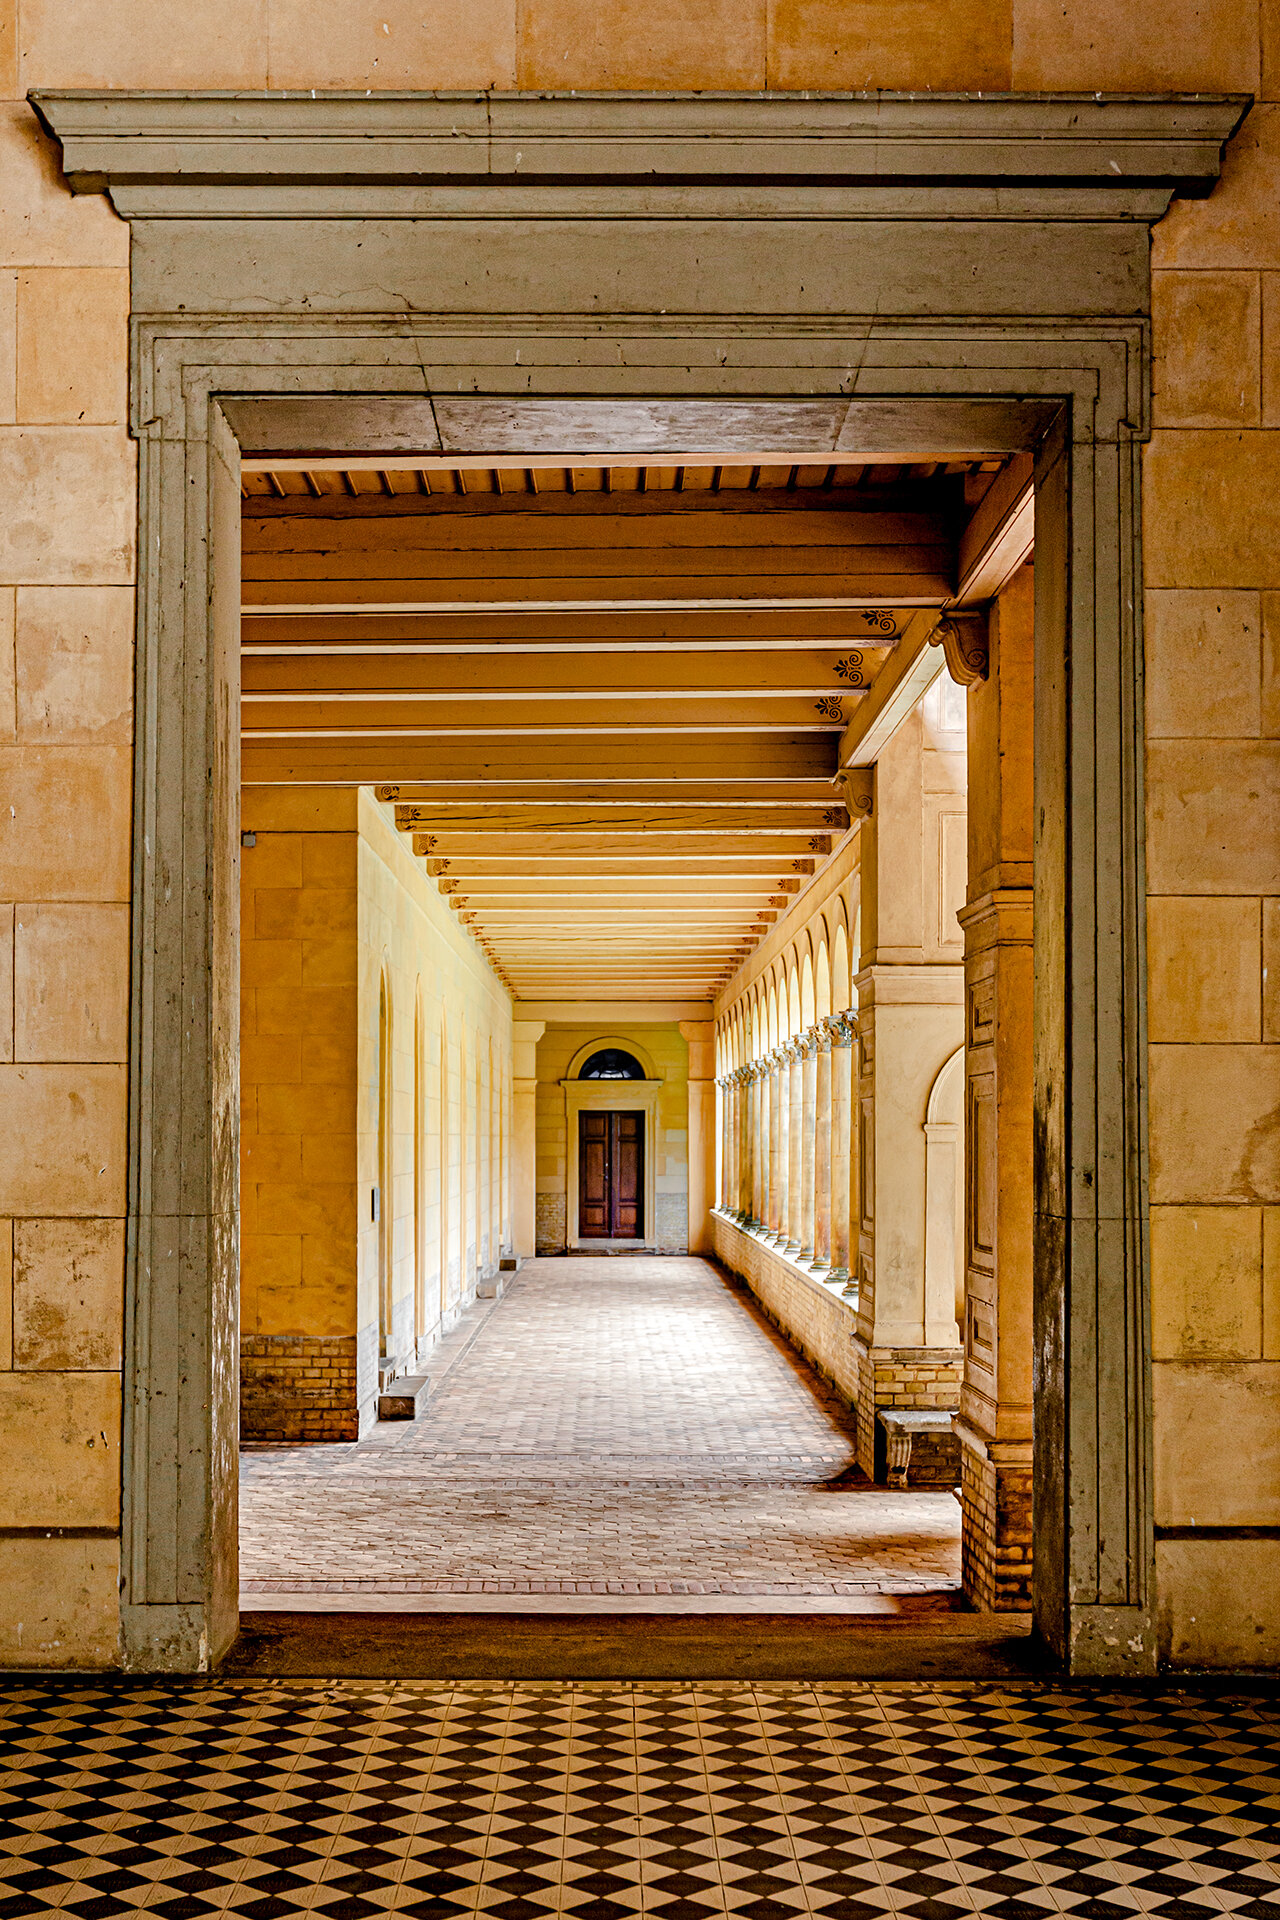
578,1110,644,1239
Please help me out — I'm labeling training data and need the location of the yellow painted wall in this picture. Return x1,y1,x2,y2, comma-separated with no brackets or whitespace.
534,1023,689,1252
1,0,1276,1665
239,787,512,1438
357,789,512,1378
241,787,360,1352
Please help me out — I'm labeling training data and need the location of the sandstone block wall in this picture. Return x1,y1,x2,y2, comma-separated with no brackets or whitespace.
1,0,1276,1668
0,109,133,1664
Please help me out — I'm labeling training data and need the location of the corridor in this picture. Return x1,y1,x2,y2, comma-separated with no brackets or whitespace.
240,1259,961,1611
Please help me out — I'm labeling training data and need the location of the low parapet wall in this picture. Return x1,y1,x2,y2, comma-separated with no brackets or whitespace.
711,1211,861,1410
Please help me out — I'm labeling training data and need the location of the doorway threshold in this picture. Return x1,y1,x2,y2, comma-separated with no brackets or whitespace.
224,1609,1042,1681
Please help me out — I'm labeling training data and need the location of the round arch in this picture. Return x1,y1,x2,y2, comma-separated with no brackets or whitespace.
565,1033,660,1081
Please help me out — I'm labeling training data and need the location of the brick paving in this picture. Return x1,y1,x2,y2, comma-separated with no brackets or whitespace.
240,1257,961,1608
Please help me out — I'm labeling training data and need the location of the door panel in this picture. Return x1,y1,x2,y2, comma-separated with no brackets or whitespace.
613,1111,643,1237
579,1110,610,1237
577,1109,645,1239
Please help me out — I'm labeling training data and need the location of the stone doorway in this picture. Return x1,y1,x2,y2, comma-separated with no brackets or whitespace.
32,88,1243,1674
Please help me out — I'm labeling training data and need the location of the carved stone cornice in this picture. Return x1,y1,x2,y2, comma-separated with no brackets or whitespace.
929,610,989,687
34,92,1248,226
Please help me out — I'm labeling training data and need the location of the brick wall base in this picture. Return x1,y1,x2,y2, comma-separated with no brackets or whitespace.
959,1428,1033,1610
241,1333,359,1443
712,1211,860,1407
850,1336,963,1481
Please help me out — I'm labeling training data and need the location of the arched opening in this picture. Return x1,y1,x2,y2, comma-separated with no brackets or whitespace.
377,970,392,1362
832,921,851,1013
413,984,424,1353
924,1047,966,1342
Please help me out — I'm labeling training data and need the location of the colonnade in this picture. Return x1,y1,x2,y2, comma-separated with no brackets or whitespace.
717,1011,858,1289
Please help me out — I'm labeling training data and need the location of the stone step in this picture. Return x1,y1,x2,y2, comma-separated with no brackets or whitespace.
377,1374,431,1421
475,1272,508,1300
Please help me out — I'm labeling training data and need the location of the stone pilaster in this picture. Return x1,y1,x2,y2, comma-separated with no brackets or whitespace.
957,563,1035,1612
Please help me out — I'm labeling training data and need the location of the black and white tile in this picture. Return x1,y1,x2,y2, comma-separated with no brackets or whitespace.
0,1681,1276,1916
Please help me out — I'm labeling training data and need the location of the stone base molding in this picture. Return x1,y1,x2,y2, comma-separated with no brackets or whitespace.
712,1211,860,1410
956,1419,1034,1611
240,1334,359,1444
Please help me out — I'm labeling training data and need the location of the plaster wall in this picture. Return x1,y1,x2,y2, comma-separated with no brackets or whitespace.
0,0,1276,1668
534,1024,689,1254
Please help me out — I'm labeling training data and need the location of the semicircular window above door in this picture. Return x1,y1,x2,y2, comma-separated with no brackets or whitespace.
578,1048,646,1080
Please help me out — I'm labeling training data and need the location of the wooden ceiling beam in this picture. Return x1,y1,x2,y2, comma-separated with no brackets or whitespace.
240,696,850,734
424,853,814,874
241,608,910,649
243,736,839,785
241,649,881,696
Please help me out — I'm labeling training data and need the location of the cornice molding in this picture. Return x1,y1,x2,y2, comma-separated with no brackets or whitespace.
29,90,1248,221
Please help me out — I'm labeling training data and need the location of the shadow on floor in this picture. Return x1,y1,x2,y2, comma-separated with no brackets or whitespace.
223,1610,1047,1680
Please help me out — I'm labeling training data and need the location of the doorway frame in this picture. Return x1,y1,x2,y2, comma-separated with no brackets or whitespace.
32,87,1246,1674
564,1080,662,1251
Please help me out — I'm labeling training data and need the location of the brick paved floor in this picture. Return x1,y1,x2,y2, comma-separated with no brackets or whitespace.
240,1258,961,1610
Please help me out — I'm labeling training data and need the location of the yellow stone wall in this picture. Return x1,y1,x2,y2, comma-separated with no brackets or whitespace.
534,1024,690,1253
1,0,1276,1665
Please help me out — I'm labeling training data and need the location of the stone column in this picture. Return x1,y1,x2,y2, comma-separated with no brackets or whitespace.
510,1019,545,1259
757,1066,767,1223
775,1048,792,1246
738,1068,753,1223
717,1074,731,1211
810,1022,833,1274
956,564,1035,1612
828,1012,856,1286
798,1029,818,1261
785,1043,804,1252
767,1059,786,1236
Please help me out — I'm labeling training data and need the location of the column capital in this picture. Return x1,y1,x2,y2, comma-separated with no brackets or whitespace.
828,1011,858,1048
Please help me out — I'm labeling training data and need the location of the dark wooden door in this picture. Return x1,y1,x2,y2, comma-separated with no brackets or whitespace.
578,1110,644,1238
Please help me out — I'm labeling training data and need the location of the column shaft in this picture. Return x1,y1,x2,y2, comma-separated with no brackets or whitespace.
829,1015,855,1284
811,1027,833,1271
786,1047,804,1250
797,1033,816,1259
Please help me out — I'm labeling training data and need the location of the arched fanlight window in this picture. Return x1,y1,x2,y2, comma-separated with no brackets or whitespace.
579,1047,646,1080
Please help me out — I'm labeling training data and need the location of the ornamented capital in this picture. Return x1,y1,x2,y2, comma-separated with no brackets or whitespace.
828,1011,859,1047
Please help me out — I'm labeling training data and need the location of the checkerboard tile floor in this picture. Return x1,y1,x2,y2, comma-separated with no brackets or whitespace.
240,1260,961,1604
0,1681,1276,1917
